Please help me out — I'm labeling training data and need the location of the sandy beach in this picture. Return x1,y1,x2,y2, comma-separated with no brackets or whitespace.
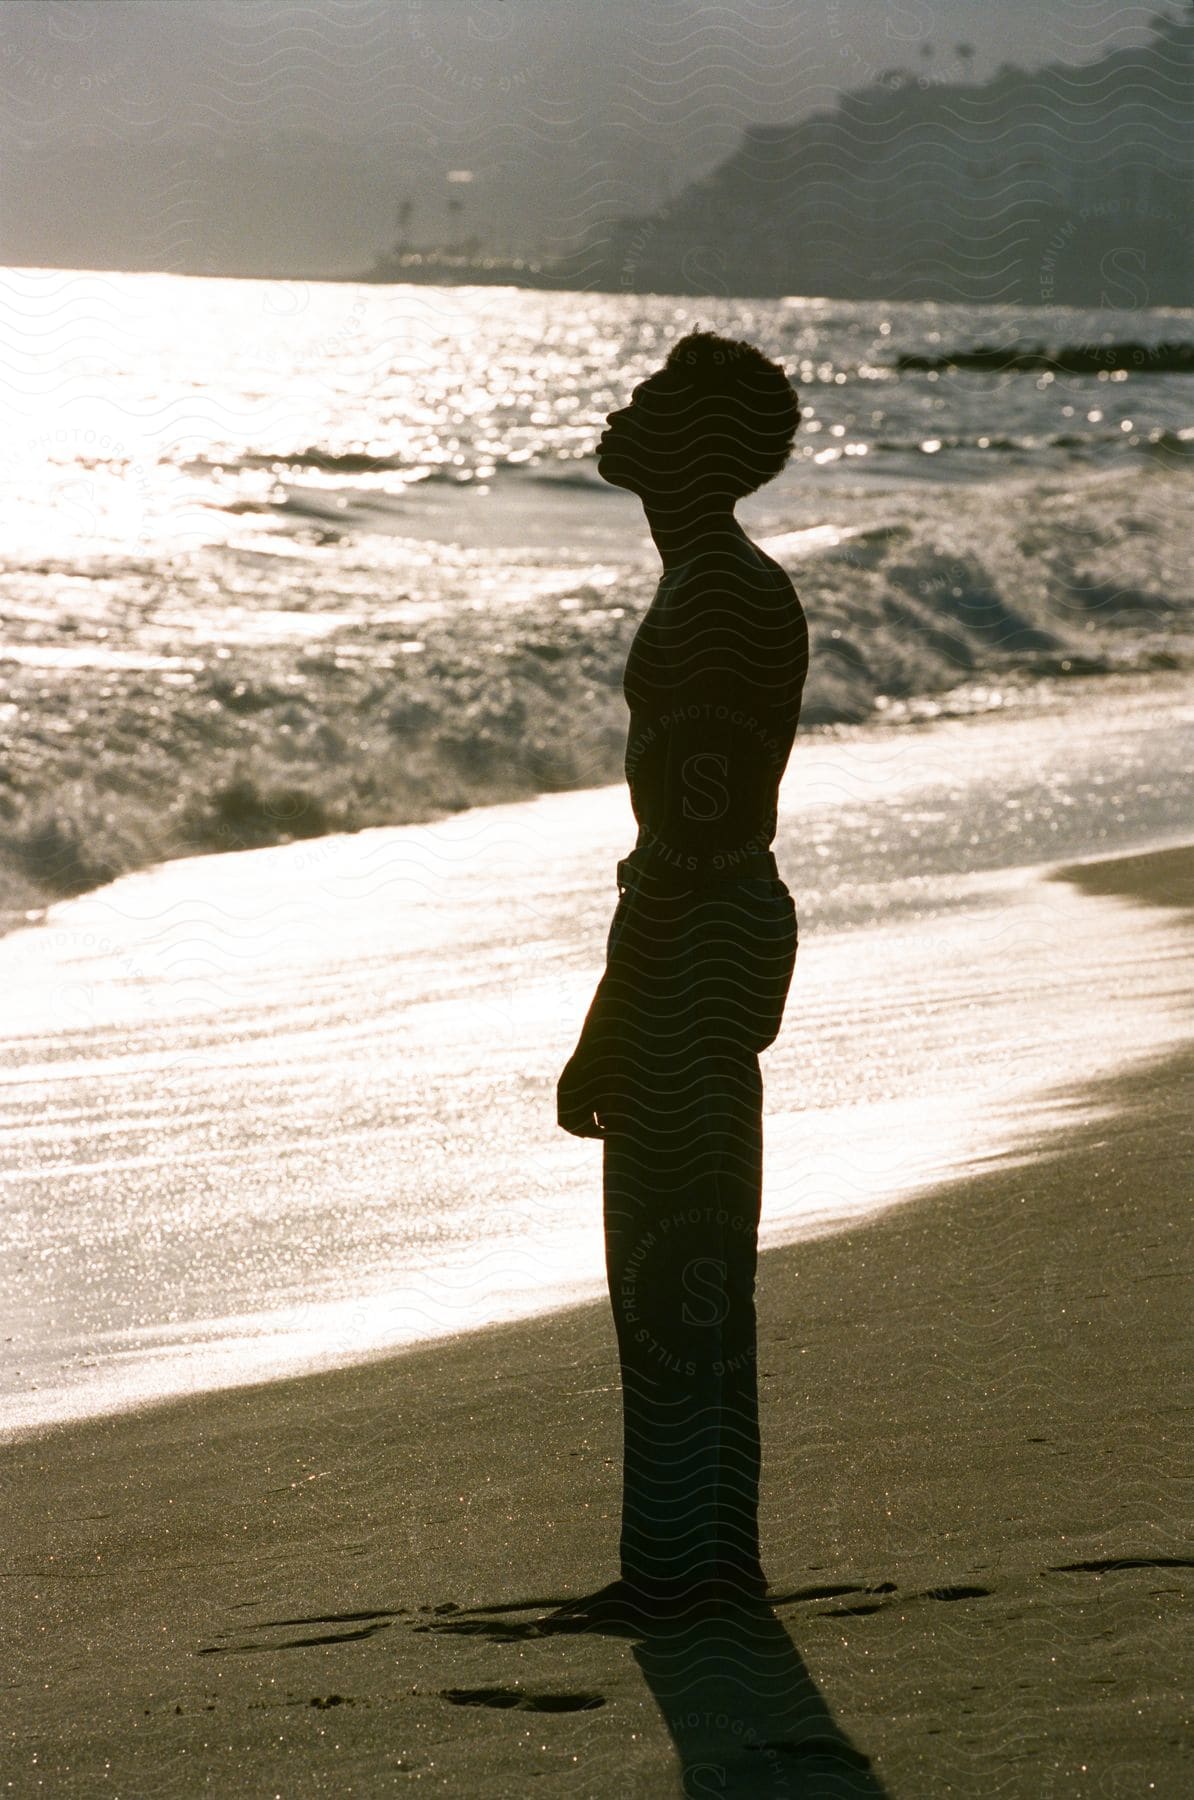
4,842,1190,1797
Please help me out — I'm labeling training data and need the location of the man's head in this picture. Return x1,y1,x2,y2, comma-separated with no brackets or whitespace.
597,330,801,505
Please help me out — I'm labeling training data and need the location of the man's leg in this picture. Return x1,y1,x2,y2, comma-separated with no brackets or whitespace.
602,1043,765,1595
598,879,794,1598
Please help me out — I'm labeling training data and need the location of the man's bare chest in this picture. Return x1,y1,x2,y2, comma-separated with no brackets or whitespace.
625,560,796,702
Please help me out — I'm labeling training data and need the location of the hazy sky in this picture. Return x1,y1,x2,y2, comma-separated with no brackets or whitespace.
0,0,1180,271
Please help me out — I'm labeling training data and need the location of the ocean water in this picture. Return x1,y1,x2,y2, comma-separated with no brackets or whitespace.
1,271,1192,887
1,672,1191,1438
3,270,1194,1435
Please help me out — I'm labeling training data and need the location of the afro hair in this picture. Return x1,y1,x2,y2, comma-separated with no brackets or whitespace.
655,329,801,499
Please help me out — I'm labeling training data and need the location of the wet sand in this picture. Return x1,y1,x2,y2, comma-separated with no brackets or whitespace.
4,675,1193,1435
3,843,1191,1796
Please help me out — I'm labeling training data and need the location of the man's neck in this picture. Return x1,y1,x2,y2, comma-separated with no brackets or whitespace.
641,497,752,573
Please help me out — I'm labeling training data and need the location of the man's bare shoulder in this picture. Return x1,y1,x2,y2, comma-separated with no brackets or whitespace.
654,541,805,696
663,541,799,616
751,544,800,596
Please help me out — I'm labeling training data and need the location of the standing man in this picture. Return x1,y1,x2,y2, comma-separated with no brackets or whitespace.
556,331,807,1618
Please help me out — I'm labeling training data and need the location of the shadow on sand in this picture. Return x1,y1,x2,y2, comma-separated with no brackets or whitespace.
423,1585,887,1798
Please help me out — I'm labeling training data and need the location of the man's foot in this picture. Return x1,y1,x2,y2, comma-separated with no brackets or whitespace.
542,1580,659,1630
712,1559,768,1598
545,1567,767,1630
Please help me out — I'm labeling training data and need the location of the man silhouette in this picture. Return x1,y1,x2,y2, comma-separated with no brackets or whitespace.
556,331,807,1619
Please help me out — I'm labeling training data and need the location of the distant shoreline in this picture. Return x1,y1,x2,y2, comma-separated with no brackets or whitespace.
11,261,1194,310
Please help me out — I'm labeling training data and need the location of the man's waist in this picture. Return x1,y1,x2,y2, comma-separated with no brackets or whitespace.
617,843,780,893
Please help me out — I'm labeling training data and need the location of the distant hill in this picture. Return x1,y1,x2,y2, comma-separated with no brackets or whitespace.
550,8,1194,305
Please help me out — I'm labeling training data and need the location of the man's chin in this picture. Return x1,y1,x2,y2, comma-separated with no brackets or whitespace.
595,453,641,493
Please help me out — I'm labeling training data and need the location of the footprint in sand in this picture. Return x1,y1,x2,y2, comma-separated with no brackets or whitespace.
1048,1557,1194,1573
441,1687,606,1712
816,1582,991,1617
199,1606,404,1654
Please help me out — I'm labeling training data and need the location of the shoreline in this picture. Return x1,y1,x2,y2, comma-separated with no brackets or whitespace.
11,263,1194,313
4,843,1191,1796
3,659,1188,945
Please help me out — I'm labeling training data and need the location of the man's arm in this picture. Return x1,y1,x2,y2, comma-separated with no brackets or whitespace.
556,893,634,1138
556,968,620,1138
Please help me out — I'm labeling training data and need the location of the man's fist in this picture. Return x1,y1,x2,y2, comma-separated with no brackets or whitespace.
556,1045,607,1139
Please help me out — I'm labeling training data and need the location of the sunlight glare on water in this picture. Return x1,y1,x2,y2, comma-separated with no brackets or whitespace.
0,677,1191,1437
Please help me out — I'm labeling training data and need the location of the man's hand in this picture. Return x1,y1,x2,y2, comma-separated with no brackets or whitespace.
556,1044,607,1139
